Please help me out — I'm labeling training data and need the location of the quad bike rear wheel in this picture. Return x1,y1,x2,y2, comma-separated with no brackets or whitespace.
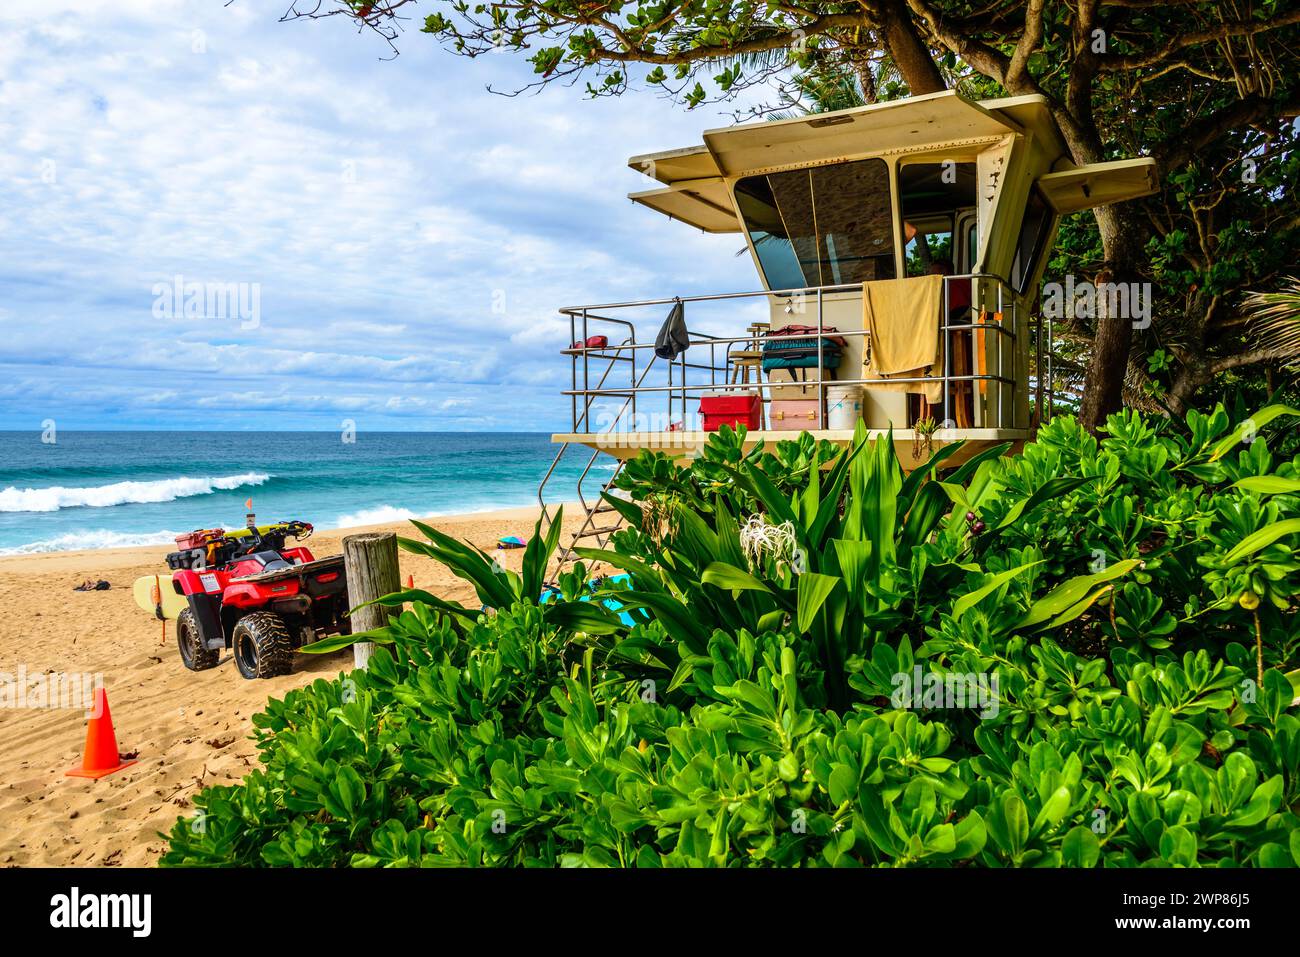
232,611,292,679
177,608,220,671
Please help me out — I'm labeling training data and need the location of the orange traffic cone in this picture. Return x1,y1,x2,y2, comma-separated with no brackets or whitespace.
406,574,414,589
65,687,137,780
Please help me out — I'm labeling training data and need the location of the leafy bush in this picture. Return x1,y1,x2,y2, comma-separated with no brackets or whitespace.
162,406,1300,867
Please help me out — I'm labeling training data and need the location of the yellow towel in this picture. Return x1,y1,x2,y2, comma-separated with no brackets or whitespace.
862,275,944,404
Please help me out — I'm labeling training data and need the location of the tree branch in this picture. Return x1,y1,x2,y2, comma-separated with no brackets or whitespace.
1097,9,1300,71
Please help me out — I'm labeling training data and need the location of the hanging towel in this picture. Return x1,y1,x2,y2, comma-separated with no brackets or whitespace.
655,300,690,360
861,274,945,404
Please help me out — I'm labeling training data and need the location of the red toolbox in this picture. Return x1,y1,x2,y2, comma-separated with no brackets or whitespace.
700,391,761,431
175,528,224,550
770,399,823,430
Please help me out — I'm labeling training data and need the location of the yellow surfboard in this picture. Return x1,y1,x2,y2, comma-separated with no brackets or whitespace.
132,574,189,621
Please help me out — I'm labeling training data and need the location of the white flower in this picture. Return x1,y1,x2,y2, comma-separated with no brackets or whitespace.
739,514,800,572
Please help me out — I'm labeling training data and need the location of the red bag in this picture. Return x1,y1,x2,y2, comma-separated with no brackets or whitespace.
764,324,849,349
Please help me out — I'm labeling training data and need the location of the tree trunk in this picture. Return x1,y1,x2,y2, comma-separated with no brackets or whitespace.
876,0,946,94
1078,203,1145,432
343,532,401,670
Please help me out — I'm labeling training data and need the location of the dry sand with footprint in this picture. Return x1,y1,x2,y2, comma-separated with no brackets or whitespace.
0,506,583,867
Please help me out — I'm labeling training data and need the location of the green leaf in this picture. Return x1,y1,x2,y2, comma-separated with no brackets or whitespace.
299,626,394,654
523,505,564,604
796,573,841,633
599,490,645,527
828,764,857,804
1221,518,1300,566
353,587,477,622
572,547,659,581
988,792,1029,857
1225,775,1283,828
1231,476,1300,495
543,600,625,635
995,476,1092,530
1019,559,1141,630
1158,825,1197,867
1061,826,1100,868
1208,405,1300,461
1258,843,1291,868
952,559,1041,622
701,561,776,595
406,519,518,609
946,441,1013,485
1031,785,1071,837
898,440,965,507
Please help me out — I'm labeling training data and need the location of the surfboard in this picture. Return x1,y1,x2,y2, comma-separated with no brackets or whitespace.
131,574,189,621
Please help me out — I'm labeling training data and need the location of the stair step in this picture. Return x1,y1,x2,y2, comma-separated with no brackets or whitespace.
573,525,623,538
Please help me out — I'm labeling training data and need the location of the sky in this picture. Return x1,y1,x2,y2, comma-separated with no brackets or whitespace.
0,0,763,431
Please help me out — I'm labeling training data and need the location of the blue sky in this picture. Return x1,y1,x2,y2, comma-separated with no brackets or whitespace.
0,1,760,431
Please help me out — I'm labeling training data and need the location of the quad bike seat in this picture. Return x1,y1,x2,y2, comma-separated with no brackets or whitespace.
232,553,346,586
247,550,294,572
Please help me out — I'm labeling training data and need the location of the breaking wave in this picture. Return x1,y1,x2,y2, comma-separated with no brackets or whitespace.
0,473,270,513
0,529,181,556
332,505,419,528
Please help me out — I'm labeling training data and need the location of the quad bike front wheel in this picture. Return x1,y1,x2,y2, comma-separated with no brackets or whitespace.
177,608,220,672
232,611,293,679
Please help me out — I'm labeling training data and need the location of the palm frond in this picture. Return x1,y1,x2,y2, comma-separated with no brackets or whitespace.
1244,277,1300,368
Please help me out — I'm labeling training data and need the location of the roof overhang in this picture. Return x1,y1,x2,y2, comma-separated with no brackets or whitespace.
627,144,721,186
628,91,1029,189
978,94,1070,163
700,91,1023,177
629,179,740,233
1036,157,1159,214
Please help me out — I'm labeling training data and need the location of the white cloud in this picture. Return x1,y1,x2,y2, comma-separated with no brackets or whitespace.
0,2,756,430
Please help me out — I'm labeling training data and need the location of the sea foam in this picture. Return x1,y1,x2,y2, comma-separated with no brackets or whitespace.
333,505,418,528
0,473,269,513
0,529,181,555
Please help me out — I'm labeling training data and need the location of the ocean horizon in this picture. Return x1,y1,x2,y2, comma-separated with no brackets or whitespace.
0,431,615,555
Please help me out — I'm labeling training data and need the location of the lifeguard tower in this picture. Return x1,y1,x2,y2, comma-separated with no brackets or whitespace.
540,90,1156,556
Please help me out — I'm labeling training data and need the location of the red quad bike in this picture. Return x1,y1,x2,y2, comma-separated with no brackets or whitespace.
165,520,351,679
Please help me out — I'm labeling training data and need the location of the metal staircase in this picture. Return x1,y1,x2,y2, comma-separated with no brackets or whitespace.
539,333,659,568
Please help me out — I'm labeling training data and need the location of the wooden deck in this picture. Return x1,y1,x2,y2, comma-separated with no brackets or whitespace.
552,428,1028,469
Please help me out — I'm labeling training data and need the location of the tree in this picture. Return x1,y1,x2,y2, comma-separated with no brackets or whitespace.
290,0,1300,428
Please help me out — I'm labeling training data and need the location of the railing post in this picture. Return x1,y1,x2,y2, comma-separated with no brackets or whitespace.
1047,312,1054,422
942,277,951,429
680,350,687,429
666,344,673,426
997,282,1004,429
581,309,590,430
816,287,825,429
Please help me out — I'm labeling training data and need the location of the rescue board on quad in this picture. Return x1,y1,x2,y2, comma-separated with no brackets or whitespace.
133,520,351,679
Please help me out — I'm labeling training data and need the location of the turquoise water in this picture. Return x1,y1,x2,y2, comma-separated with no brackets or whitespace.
0,432,615,555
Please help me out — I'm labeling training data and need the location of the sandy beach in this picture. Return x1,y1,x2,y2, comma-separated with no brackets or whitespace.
0,505,585,867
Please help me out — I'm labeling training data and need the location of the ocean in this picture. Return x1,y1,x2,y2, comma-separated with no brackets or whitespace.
0,432,617,555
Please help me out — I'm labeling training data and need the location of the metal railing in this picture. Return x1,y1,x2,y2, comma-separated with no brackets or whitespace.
557,274,1029,435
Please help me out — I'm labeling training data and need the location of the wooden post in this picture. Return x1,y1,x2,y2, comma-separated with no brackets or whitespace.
343,532,401,670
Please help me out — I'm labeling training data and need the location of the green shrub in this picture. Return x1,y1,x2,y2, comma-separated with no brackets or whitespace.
161,406,1300,867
